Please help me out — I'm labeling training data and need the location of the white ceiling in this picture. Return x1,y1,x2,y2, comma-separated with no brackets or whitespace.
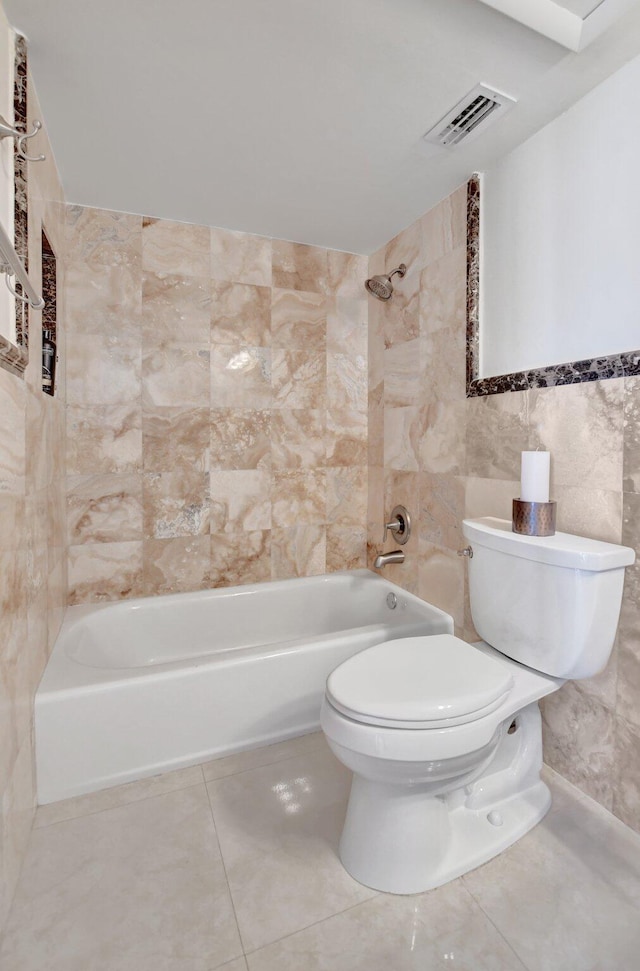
5,0,640,254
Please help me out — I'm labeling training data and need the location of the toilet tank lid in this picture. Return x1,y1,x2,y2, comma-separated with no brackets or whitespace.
463,517,635,572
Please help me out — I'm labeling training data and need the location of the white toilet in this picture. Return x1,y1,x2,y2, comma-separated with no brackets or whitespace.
321,517,635,894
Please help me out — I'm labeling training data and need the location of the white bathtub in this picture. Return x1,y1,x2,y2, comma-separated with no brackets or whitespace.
36,570,452,804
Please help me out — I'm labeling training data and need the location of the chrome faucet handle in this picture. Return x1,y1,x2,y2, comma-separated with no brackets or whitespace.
457,546,473,558
383,505,411,545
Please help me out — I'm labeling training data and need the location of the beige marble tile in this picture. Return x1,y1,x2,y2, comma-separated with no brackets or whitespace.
325,406,367,467
271,470,326,527
142,216,210,277
65,206,142,268
0,367,26,491
419,399,467,475
617,543,640,732
327,351,366,413
385,215,423,274
326,251,367,298
419,472,465,551
530,379,624,493
326,525,367,572
142,271,212,343
142,342,210,407
420,246,466,402
464,475,520,522
66,403,142,475
201,733,325,783
384,406,420,471
211,282,271,346
1,787,242,971
272,349,325,409
68,541,144,604
207,747,374,952
211,409,271,470
67,473,143,544
463,787,640,970
613,715,640,831
0,734,36,933
271,289,325,349
326,466,367,527
35,765,205,828
210,471,271,532
541,682,616,809
142,406,210,473
368,380,384,468
383,338,420,407
271,526,326,579
247,880,525,971
465,391,530,480
270,409,324,469
143,470,210,538
367,465,385,547
272,241,327,293
211,346,272,409
211,228,272,287
326,296,367,355
381,266,420,349
65,260,142,337
418,542,464,628
143,536,211,595
209,530,271,588
421,184,467,266
66,335,141,406
553,485,622,542
0,494,25,551
623,374,640,492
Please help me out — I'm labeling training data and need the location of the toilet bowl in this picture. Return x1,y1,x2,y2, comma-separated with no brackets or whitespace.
321,635,561,894
322,517,635,894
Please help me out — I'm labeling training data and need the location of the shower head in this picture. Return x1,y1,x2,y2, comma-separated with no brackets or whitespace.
364,264,407,301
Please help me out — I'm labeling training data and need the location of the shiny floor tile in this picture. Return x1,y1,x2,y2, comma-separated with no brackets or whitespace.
201,731,326,783
245,881,526,970
3,745,640,971
1,786,242,971
206,746,376,951
463,777,640,970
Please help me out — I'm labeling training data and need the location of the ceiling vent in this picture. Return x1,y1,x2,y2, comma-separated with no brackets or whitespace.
423,84,517,150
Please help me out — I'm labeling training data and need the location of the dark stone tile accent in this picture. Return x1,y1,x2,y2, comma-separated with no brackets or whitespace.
465,175,640,398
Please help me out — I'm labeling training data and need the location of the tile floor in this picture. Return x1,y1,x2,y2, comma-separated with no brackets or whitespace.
2,732,640,970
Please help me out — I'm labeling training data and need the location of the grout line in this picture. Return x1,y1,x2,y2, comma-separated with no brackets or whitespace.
34,779,206,829
461,879,531,971
204,779,246,959
202,741,326,786
241,893,378,959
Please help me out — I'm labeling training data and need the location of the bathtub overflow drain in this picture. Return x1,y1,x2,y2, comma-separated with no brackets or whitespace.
386,593,397,610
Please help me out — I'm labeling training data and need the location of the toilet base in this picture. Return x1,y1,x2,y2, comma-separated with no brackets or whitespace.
339,777,551,895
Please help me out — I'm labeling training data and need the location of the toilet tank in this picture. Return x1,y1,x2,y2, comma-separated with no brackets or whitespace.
463,517,635,679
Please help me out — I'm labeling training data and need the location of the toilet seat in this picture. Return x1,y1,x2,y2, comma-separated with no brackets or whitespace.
325,634,514,729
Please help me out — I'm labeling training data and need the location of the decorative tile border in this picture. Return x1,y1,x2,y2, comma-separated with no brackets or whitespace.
465,174,640,397
0,34,29,378
13,34,28,347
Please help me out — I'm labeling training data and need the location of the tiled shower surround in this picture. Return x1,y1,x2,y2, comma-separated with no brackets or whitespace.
367,184,640,833
64,210,368,601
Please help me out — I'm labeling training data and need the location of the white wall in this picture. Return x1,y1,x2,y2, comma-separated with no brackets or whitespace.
480,51,640,378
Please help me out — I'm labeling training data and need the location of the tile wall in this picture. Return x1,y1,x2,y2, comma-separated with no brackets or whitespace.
64,210,368,602
0,56,67,926
367,183,640,833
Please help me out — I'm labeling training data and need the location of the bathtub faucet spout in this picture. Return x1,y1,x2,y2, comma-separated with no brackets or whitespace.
374,550,405,569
